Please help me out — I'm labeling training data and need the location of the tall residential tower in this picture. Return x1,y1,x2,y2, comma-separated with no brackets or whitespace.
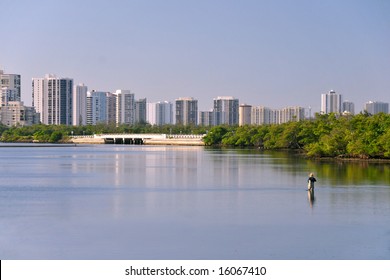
115,89,135,125
135,98,147,124
321,90,342,114
86,91,108,125
213,96,239,125
0,69,21,106
73,83,88,126
32,74,73,125
239,104,251,126
175,97,198,125
364,101,389,114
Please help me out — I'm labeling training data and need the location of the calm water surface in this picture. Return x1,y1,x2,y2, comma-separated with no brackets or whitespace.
0,144,389,259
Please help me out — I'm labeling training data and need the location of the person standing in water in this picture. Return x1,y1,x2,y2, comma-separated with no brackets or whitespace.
307,173,317,191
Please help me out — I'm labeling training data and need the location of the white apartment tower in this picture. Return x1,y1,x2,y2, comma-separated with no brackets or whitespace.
342,101,355,115
147,101,174,125
115,89,135,125
239,104,252,126
1,88,16,107
73,83,88,126
175,97,198,125
86,91,108,125
135,98,147,124
279,106,305,123
32,74,73,125
0,69,21,106
364,101,389,115
199,111,215,126
251,106,305,125
146,103,157,125
321,90,342,114
251,106,273,125
213,96,239,125
156,101,173,125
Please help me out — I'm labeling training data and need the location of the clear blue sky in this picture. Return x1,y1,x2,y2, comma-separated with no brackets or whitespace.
1,0,389,112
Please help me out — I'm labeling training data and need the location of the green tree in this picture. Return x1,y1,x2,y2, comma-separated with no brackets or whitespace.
263,124,284,149
203,126,229,145
251,125,269,148
49,131,63,143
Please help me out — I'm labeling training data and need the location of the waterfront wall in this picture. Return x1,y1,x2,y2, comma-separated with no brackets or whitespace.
70,134,205,146
143,138,204,146
71,136,105,144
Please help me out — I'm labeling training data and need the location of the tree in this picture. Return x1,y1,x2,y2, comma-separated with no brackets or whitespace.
203,126,229,145
49,131,63,143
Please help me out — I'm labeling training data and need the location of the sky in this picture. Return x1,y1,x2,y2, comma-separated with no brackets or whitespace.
1,0,389,113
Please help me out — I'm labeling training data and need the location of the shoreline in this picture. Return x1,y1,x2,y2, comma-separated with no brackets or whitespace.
306,155,390,163
0,143,77,147
1,141,390,161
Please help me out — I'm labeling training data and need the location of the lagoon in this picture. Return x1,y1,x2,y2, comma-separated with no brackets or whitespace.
0,144,389,259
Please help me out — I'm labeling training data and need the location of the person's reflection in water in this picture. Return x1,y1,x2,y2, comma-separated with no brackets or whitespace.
308,188,315,207
307,173,317,208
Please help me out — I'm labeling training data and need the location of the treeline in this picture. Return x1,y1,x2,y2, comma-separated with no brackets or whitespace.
203,113,390,159
0,123,208,143
1,113,390,159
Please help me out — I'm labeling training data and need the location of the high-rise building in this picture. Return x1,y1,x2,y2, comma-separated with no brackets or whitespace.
321,90,342,114
135,98,147,124
270,109,280,124
0,101,39,127
213,96,239,125
146,101,174,125
1,88,16,107
86,91,108,125
73,83,88,126
115,89,135,125
175,97,198,125
106,92,117,124
279,106,305,123
364,101,389,115
32,74,73,125
199,111,215,126
239,104,252,126
0,69,21,106
146,103,157,125
156,101,173,125
251,106,304,125
342,101,355,115
251,106,273,125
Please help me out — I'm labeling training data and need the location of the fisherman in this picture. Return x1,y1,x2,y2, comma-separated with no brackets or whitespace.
307,173,317,191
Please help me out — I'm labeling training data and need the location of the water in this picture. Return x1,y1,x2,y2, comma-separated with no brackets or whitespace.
0,144,389,260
